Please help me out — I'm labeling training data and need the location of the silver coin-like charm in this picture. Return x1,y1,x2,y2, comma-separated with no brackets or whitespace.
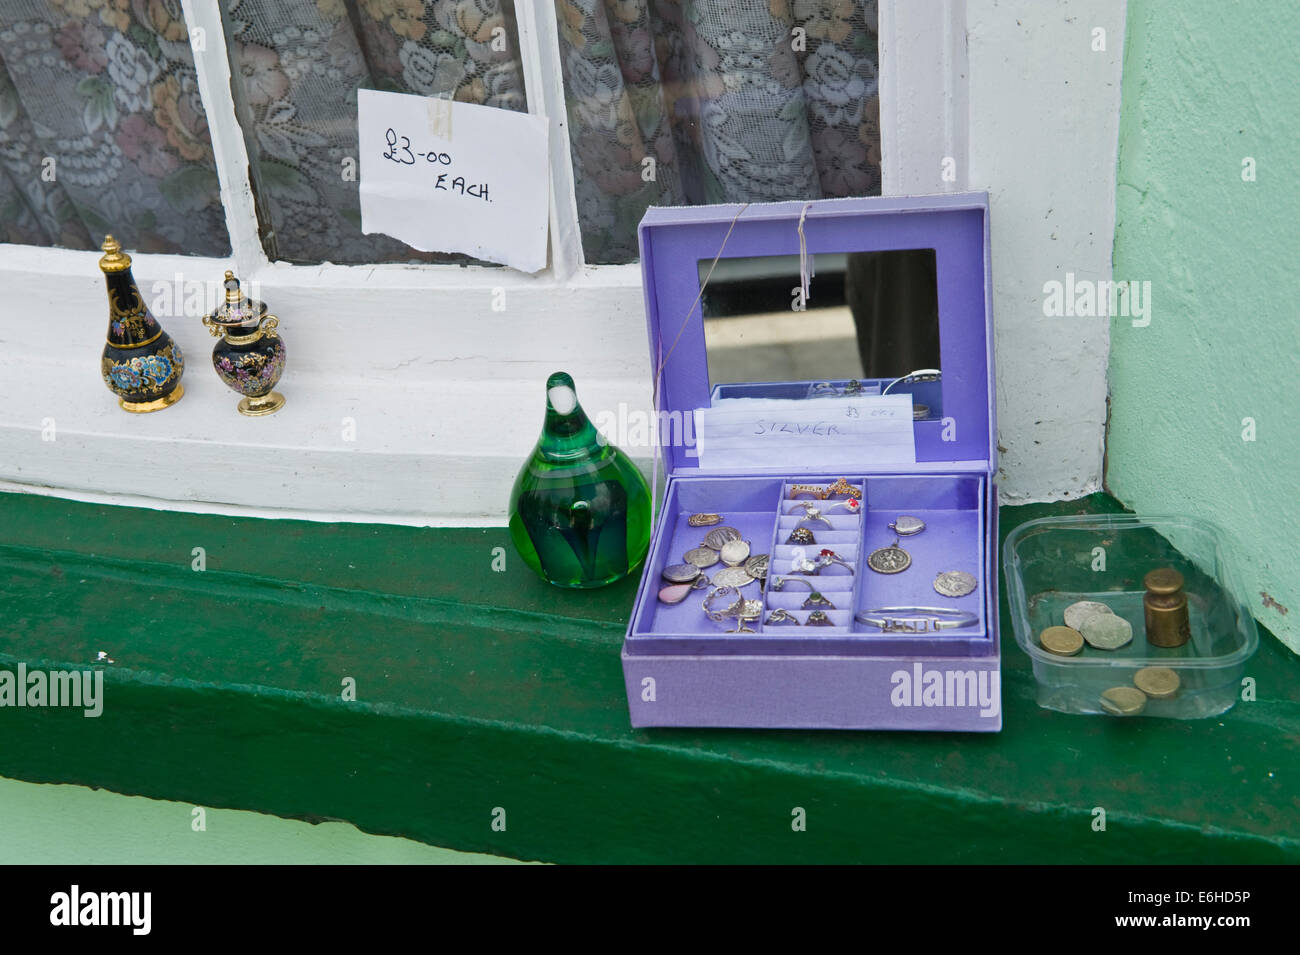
934,571,977,597
719,539,750,567
1081,613,1133,650
703,526,742,550
1063,600,1113,631
661,563,701,584
867,542,911,575
683,546,720,568
889,515,926,537
712,566,755,588
744,553,769,582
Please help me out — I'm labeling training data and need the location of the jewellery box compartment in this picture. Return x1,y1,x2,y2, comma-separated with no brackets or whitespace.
1004,514,1258,719
628,472,989,657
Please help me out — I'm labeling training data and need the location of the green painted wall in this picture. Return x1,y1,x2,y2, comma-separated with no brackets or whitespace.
0,776,526,864
1110,0,1300,652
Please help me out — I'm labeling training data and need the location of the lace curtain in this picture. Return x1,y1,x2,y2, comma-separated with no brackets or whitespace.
1,0,879,267
0,0,527,263
0,0,228,254
224,0,527,264
557,0,881,264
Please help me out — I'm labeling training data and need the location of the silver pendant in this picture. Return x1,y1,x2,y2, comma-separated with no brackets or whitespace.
712,566,755,588
687,513,722,526
719,539,751,567
683,546,720,568
867,540,911,574
661,563,701,584
933,571,977,597
888,515,926,536
702,526,742,550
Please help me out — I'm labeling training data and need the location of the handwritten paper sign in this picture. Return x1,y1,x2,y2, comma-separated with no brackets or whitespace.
358,89,548,272
694,395,917,470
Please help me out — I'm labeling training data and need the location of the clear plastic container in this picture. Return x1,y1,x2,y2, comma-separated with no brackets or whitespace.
1004,514,1258,718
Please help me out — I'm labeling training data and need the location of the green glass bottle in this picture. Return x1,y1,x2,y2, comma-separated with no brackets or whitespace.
509,372,652,588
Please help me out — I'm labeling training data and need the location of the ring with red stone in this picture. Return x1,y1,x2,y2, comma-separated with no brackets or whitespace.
815,549,855,574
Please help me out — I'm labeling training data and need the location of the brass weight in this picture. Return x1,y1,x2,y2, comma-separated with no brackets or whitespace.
1143,567,1191,648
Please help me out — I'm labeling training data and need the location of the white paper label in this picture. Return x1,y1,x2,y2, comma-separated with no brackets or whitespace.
693,395,917,469
358,89,548,272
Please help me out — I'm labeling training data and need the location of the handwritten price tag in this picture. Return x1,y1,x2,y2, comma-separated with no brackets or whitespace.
358,89,548,272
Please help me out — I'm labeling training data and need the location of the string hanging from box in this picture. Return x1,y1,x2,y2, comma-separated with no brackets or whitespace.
648,202,751,517
797,201,814,307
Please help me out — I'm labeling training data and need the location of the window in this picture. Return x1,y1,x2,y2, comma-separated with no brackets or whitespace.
1,1,1012,522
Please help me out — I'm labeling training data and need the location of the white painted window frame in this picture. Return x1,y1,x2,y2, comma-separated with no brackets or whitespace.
0,0,1121,524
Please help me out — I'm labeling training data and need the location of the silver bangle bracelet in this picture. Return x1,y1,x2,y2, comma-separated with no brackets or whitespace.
855,606,979,633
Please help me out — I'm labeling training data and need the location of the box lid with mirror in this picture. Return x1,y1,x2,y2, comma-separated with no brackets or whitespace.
641,194,993,477
624,194,999,731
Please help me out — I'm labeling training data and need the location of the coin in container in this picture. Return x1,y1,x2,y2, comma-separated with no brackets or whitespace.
1080,613,1133,650
744,553,769,581
1099,686,1147,716
683,546,719,568
1063,600,1114,632
687,513,722,526
1134,666,1181,699
1039,625,1084,656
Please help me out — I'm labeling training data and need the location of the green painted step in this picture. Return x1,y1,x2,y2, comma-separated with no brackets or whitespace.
0,491,1295,863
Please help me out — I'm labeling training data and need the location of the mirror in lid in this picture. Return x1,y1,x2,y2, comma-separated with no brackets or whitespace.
699,248,941,419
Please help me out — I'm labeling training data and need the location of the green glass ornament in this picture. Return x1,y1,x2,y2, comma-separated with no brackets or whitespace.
509,372,652,588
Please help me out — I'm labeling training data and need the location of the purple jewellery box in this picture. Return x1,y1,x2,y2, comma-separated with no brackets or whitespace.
621,193,1001,730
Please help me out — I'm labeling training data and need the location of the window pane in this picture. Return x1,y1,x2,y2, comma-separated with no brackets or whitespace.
556,0,881,264
223,0,527,265
0,1,229,255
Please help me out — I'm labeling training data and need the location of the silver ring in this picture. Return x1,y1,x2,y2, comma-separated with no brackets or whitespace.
765,609,800,626
815,549,855,575
771,575,815,592
802,591,836,610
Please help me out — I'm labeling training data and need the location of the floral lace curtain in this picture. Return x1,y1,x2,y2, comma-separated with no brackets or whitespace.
0,0,228,254
224,0,527,264
558,0,881,264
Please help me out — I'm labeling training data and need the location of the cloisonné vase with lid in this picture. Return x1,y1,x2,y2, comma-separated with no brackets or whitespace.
201,271,287,416
99,235,185,412
508,372,652,588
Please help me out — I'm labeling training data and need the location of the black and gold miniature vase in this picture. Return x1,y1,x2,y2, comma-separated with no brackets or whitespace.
202,271,286,416
99,235,185,412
